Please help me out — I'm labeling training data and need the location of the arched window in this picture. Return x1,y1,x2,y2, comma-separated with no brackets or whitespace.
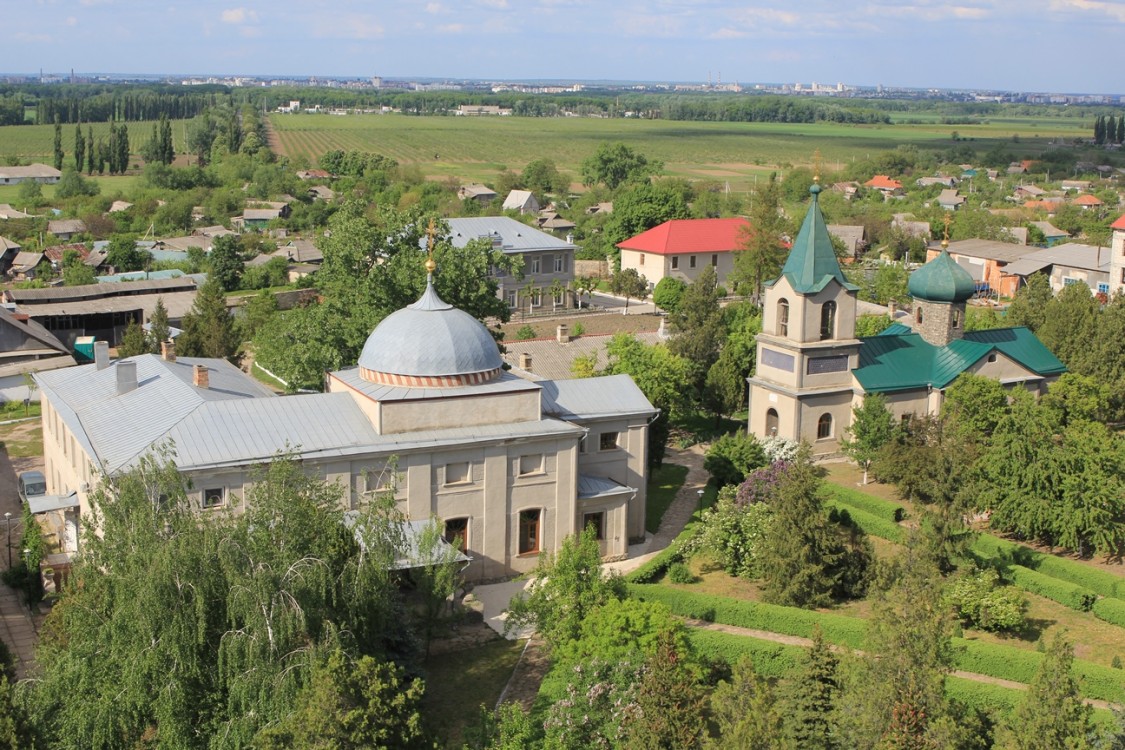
952,310,961,329
766,408,779,436
777,299,790,337
915,306,924,326
820,301,836,341
817,413,833,440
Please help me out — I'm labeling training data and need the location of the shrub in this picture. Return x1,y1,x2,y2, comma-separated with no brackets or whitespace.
823,482,906,523
823,499,905,543
972,534,1125,600
1092,597,1125,629
696,488,773,579
626,526,700,584
515,325,537,340
571,322,585,337
1113,656,1122,670
945,569,1028,633
667,562,695,584
761,435,799,464
703,432,767,488
652,277,687,314
735,461,792,505
1006,565,1097,611
684,630,803,677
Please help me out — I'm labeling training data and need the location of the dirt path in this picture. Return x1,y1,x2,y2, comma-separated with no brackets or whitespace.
496,637,550,712
687,619,1122,711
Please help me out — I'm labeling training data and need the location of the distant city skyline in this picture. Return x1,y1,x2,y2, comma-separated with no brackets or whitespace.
9,1,1125,95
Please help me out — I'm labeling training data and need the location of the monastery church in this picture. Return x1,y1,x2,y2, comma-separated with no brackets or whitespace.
36,259,657,581
748,181,1066,452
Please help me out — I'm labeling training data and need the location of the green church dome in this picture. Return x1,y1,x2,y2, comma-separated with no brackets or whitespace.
908,249,976,303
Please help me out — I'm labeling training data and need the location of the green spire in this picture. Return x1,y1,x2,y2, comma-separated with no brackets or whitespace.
774,183,857,294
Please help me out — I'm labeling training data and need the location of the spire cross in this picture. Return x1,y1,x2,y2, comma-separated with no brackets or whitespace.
812,149,823,183
942,213,952,249
425,218,437,276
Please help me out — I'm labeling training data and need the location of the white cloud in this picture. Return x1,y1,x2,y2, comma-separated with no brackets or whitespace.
1049,0,1125,21
312,14,384,40
220,7,258,24
437,23,465,33
477,0,509,8
65,15,78,25
425,2,446,13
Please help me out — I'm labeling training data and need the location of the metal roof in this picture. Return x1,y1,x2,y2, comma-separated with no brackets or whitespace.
28,492,80,514
854,326,1065,393
1004,243,1110,276
540,374,657,421
503,331,663,381
15,291,199,320
578,474,635,500
445,217,576,254
344,516,471,570
942,238,1028,263
772,185,858,294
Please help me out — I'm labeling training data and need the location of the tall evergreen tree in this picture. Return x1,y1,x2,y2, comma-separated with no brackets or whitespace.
85,126,95,175
731,173,787,302
73,123,84,173
147,297,171,354
116,320,149,358
1094,115,1105,145
176,277,239,360
777,629,840,749
117,122,130,173
1117,113,1125,144
1108,116,1118,147
53,120,63,171
994,632,1094,750
706,656,782,749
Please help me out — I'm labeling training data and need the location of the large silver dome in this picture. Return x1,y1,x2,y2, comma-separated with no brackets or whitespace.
357,281,502,387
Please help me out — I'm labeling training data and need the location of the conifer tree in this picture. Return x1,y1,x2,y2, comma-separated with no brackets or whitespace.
53,120,63,171
1109,116,1118,147
176,277,239,360
116,320,149,358
85,126,95,175
147,297,171,354
994,632,1093,750
706,656,782,749
73,123,84,173
777,629,840,749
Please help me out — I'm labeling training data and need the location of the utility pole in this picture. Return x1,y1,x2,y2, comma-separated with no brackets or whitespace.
4,512,10,569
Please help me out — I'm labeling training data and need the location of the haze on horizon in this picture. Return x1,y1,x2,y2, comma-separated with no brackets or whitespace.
9,0,1125,95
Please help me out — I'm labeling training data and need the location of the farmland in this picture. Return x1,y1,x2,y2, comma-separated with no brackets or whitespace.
0,120,190,164
267,111,1091,191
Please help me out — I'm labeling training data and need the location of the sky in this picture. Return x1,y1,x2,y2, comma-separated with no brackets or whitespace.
9,0,1125,94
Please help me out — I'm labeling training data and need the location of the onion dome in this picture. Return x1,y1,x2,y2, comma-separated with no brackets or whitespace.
908,246,976,303
357,278,502,388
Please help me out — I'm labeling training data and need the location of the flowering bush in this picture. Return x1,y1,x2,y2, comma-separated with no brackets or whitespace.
945,568,1028,633
761,435,799,464
697,486,774,579
735,460,792,506
542,659,644,748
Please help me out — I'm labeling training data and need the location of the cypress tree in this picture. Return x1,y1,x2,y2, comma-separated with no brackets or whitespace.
74,123,84,172
53,120,63,171
1118,113,1124,144
117,123,130,173
1108,116,1117,147
86,126,95,174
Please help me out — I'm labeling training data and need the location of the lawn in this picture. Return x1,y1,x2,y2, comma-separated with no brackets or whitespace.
0,174,142,206
422,636,526,747
646,463,688,534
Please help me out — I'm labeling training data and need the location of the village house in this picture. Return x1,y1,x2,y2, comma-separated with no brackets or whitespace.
826,224,867,261
502,190,540,215
458,184,498,204
1029,220,1070,247
47,219,87,241
748,181,1064,453
863,175,904,197
1003,243,1112,296
617,217,751,289
937,189,966,211
36,272,656,581
0,164,61,185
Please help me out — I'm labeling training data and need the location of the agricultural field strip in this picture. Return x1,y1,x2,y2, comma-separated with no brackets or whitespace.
0,120,190,160
629,584,1125,705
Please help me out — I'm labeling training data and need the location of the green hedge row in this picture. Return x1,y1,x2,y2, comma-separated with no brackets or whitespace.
685,629,804,677
972,535,1124,601
1007,565,1097,612
824,483,906,523
825,500,906,544
952,638,1125,705
626,527,699,584
629,584,869,649
1092,597,1125,629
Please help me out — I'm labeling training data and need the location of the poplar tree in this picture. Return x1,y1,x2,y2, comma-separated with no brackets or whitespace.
52,120,63,170
85,126,95,175
1117,114,1124,144
73,123,84,172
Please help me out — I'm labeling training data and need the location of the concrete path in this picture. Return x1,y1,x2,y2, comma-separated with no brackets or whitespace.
0,585,37,680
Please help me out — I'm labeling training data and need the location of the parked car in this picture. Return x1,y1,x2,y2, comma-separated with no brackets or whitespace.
17,470,46,505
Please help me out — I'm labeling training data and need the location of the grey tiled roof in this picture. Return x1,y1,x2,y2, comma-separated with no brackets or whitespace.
540,374,657,421
445,217,577,254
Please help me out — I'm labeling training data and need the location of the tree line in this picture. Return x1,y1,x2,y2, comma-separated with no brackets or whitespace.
1,84,229,125
1093,113,1125,145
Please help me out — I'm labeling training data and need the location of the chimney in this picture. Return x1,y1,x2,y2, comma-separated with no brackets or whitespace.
193,364,209,389
94,341,110,371
116,361,137,395
160,339,176,362
888,299,898,317
519,353,532,371
556,324,569,344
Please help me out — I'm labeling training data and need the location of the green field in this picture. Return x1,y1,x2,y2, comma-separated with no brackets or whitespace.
0,120,190,163
0,174,141,206
267,112,1089,191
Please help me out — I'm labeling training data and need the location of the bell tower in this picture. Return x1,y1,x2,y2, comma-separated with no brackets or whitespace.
748,177,862,454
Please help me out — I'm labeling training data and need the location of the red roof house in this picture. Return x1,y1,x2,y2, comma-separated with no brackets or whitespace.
1073,194,1104,210
1111,214,1125,231
864,175,904,194
617,217,751,288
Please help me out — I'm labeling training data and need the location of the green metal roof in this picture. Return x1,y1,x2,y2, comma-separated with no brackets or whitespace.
770,183,858,295
908,250,976,303
854,326,1065,393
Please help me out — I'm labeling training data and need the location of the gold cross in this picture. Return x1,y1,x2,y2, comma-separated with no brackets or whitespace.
425,217,437,274
813,149,822,183
942,213,952,249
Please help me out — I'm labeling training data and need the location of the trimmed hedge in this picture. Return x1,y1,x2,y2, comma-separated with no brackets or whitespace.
1007,565,1097,612
952,638,1125,705
825,500,905,544
945,675,1023,717
972,535,1125,601
824,482,906,523
626,527,700,584
629,584,869,649
685,629,803,677
1092,597,1125,629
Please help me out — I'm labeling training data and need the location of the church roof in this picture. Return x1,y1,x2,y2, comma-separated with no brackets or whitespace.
770,184,858,295
908,249,976,303
854,326,1065,393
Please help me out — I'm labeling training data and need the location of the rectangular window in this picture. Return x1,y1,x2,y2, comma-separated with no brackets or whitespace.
203,487,225,508
689,255,697,269
444,517,469,553
583,511,605,541
671,256,679,270
1098,282,1110,294
531,289,542,307
553,290,565,306
711,254,718,267
599,431,619,451
445,462,471,486
518,453,544,476
507,291,517,308
554,255,565,273
365,466,403,495
1063,277,1079,286
530,257,541,274
638,253,645,266
518,509,541,554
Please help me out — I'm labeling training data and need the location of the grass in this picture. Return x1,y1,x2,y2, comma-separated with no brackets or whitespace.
0,174,143,206
0,120,190,163
646,463,688,534
422,636,526,747
0,423,43,459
